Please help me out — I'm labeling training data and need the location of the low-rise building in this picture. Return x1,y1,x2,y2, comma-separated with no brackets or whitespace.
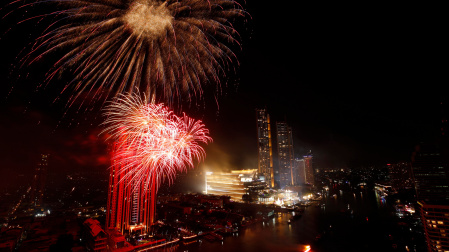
83,219,107,252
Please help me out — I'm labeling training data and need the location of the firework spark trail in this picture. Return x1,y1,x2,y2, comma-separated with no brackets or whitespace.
5,0,246,107
103,93,212,191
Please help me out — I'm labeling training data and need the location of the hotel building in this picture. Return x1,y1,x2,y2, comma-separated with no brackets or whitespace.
106,144,156,235
276,122,294,188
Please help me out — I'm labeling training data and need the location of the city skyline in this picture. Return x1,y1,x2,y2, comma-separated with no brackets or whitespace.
0,2,446,251
0,2,446,190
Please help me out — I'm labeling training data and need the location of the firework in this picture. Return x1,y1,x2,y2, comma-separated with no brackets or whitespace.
8,0,246,106
103,93,212,191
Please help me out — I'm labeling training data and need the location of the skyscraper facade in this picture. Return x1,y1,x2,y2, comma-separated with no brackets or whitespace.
418,202,449,252
304,154,314,186
106,144,156,235
410,103,449,252
276,122,294,189
411,143,449,203
256,109,274,187
295,158,306,185
411,142,449,252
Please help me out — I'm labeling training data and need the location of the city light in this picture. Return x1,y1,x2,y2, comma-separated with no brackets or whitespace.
1,2,442,251
303,194,312,200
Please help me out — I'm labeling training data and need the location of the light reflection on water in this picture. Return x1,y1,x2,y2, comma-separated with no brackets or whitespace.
152,209,317,252
154,187,392,252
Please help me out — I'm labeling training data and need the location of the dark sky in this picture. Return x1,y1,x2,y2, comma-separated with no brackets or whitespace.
200,2,447,170
0,2,446,188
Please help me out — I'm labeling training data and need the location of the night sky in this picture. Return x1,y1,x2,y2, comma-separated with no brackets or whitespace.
0,2,446,188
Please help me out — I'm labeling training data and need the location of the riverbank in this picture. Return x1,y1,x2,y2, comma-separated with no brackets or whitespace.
148,185,425,252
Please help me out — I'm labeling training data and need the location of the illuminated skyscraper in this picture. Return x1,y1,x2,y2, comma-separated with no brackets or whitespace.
276,122,294,188
304,153,314,186
410,102,449,252
412,143,449,203
106,144,156,235
295,158,305,185
411,142,449,252
31,154,49,208
256,109,274,187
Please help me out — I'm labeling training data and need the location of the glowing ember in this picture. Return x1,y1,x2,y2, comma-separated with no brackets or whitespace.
123,1,173,38
8,0,246,106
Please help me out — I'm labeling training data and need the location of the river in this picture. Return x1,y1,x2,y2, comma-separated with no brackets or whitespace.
154,185,405,252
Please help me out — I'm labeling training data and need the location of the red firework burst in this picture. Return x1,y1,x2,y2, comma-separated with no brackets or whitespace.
103,93,212,191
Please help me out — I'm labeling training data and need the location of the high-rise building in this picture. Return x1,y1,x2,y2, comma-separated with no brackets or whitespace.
411,142,449,252
106,144,156,236
304,153,314,186
256,109,274,187
295,158,305,185
418,202,449,252
276,122,294,189
411,143,449,203
31,154,49,208
411,102,449,252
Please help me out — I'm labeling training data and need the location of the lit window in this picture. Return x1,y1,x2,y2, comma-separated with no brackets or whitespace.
438,221,444,225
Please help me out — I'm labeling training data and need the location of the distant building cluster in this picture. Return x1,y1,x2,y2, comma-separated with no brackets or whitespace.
387,162,413,191
256,109,314,189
